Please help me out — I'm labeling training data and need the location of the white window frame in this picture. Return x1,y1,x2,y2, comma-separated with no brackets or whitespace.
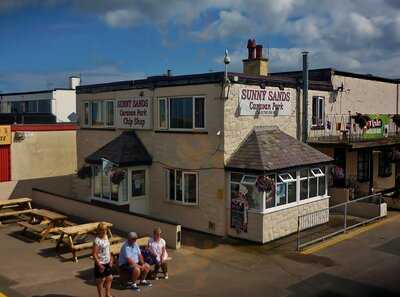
104,100,115,127
193,96,206,129
91,165,129,206
229,166,329,215
312,96,325,127
158,96,206,131
278,173,295,183
83,101,91,127
311,168,324,178
241,175,257,185
158,98,168,129
166,168,199,206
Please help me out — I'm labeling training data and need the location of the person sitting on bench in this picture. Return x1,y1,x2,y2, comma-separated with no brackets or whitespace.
148,227,169,280
118,232,152,292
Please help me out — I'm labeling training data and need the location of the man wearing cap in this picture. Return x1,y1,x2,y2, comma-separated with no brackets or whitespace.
119,232,152,291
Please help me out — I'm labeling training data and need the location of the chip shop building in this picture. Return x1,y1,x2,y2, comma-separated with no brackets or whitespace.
72,43,336,243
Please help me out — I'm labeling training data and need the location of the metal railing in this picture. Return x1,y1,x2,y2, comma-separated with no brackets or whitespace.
297,193,383,251
308,114,400,143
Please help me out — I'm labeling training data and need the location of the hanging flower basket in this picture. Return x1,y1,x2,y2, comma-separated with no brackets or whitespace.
255,176,275,195
77,166,92,179
110,170,125,184
392,114,400,127
352,113,370,129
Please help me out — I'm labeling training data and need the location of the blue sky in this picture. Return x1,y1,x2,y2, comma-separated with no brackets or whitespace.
0,0,399,92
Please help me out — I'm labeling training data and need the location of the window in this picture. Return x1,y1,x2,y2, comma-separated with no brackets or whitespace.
231,172,260,210
159,98,167,129
312,96,325,127
379,150,392,177
170,97,193,129
230,167,327,213
105,101,114,126
91,101,104,126
83,102,90,126
276,171,297,206
38,100,51,113
357,150,370,182
132,170,146,197
166,169,198,205
194,97,205,128
159,96,205,130
26,101,38,113
91,165,128,204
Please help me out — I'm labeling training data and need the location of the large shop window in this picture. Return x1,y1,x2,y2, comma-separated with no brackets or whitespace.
357,150,370,182
230,167,327,213
158,97,205,130
84,100,115,128
92,165,128,204
378,150,392,178
166,169,198,205
312,96,325,127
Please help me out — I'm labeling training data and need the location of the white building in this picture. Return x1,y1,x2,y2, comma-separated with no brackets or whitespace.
0,76,80,123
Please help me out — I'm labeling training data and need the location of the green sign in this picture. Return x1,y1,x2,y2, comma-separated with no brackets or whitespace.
363,114,391,140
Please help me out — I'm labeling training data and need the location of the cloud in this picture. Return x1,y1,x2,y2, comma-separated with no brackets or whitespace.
103,9,142,27
193,10,252,41
1,0,400,78
0,65,145,93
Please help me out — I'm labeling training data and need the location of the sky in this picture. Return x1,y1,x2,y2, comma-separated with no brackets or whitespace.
0,0,399,92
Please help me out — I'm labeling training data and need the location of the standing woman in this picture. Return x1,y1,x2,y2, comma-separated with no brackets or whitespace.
93,223,114,297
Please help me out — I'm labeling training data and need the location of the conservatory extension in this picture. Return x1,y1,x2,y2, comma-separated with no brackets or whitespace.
226,127,333,243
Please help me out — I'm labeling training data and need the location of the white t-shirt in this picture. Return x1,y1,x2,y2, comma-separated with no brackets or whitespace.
149,238,168,262
94,236,111,264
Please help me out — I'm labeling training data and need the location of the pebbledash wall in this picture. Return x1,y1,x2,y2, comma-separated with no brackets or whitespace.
75,77,332,243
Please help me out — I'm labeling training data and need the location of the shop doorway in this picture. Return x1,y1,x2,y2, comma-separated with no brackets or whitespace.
129,168,149,215
0,145,11,182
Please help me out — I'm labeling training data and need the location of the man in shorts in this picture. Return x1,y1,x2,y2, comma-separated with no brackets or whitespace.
119,232,152,292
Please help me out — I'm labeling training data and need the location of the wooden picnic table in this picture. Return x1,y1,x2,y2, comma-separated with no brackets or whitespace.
0,197,32,210
56,222,121,262
18,209,68,242
0,198,33,225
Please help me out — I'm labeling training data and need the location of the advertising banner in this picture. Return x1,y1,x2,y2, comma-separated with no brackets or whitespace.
116,98,152,130
239,87,294,116
363,114,391,140
0,126,11,145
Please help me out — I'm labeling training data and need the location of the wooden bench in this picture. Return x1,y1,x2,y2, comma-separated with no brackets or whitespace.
18,221,48,233
71,235,124,252
110,236,151,256
0,208,35,224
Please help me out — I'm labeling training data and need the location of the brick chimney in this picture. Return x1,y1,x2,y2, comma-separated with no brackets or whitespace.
242,39,269,76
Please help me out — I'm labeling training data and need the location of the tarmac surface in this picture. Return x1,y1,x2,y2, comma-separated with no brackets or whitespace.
1,213,400,297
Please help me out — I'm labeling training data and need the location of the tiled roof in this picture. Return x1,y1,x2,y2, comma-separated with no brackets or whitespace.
226,126,333,172
85,131,152,167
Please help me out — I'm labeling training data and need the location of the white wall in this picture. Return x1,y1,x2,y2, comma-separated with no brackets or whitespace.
53,90,76,122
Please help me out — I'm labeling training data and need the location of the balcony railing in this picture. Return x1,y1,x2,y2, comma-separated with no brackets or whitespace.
308,113,400,144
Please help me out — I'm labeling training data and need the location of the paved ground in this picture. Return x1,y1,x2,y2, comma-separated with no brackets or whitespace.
1,213,400,297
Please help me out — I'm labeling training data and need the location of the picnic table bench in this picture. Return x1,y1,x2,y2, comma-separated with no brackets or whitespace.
56,222,123,262
0,198,33,225
0,197,32,210
17,209,68,241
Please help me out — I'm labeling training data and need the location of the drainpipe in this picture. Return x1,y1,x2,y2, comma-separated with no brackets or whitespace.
397,82,399,114
296,86,301,141
302,51,309,143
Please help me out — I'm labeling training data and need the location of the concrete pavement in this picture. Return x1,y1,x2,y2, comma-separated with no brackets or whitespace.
0,213,400,297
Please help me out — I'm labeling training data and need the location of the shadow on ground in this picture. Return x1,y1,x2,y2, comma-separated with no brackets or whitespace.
287,272,399,297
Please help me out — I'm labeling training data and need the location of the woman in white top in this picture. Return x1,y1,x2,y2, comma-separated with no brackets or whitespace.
92,223,113,297
148,227,169,279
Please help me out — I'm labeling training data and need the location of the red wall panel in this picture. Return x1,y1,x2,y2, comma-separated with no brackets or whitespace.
0,145,11,182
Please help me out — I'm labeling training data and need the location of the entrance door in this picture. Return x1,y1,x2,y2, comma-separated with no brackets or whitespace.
129,168,149,215
0,145,11,182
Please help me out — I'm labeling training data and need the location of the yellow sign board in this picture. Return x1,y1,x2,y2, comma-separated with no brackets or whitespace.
0,126,11,145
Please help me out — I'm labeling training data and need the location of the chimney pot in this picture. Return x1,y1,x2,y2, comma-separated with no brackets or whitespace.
256,44,263,58
247,38,257,59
